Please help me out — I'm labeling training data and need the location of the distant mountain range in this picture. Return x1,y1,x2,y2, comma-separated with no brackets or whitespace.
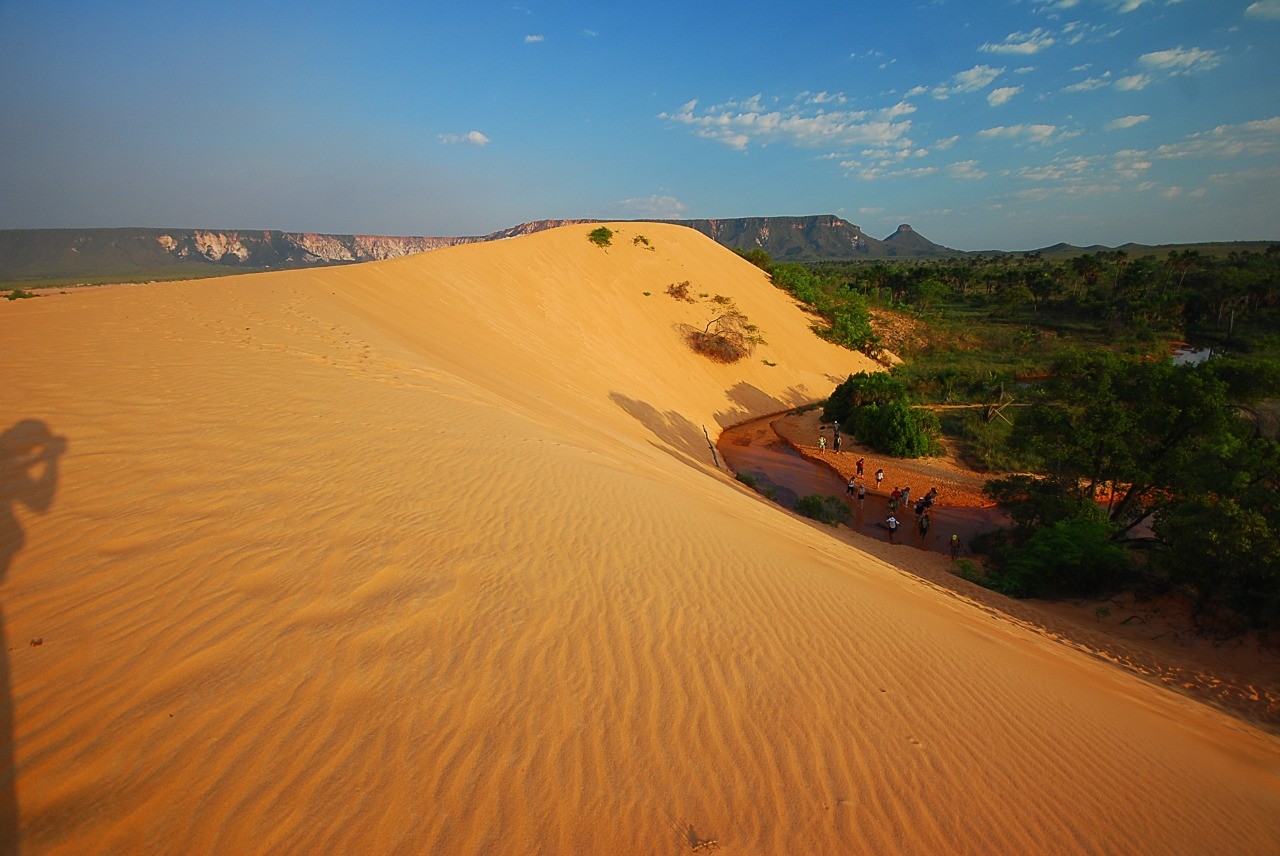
1,216,1274,286
0,216,957,285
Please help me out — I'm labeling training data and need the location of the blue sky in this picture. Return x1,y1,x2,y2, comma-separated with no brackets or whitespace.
1,0,1277,249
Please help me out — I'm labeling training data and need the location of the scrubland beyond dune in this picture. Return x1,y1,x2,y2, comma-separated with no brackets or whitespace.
1,223,1278,854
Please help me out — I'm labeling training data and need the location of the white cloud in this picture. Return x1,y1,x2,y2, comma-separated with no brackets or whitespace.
948,160,988,180
1154,116,1280,159
660,96,915,152
1105,114,1150,130
1138,46,1222,74
1245,1,1280,18
908,64,1005,102
842,163,937,181
1062,20,1123,45
1210,165,1280,184
980,28,1056,55
978,124,1059,143
934,134,961,150
801,90,848,105
1112,150,1153,179
1017,156,1094,182
438,131,491,147
1116,0,1151,12
607,194,688,219
988,86,1022,106
524,34,544,43
936,64,1004,98
583,29,598,37
1063,72,1112,92
1114,73,1153,90
1014,183,1120,201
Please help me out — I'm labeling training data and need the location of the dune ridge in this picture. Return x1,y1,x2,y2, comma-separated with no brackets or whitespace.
2,223,1278,854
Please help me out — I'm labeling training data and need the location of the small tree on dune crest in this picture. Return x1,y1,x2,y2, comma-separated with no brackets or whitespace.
587,226,613,249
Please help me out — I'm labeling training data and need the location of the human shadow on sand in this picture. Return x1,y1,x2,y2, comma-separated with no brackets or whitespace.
609,393,718,469
610,383,820,474
713,381,813,431
1,420,67,854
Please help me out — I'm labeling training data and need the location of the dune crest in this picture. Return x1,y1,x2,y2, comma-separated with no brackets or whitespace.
2,223,1278,854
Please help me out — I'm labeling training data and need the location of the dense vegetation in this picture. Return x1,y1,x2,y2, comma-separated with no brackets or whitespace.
823,373,939,458
762,245,1280,629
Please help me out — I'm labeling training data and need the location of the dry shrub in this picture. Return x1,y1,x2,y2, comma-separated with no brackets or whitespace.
681,310,764,364
666,280,696,302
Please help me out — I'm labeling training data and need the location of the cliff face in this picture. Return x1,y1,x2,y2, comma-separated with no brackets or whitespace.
668,215,890,260
159,230,451,265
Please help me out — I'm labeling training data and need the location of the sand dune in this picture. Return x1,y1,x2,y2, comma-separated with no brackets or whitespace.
2,223,1278,854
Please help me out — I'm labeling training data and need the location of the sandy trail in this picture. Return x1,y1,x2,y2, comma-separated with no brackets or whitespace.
2,223,1279,854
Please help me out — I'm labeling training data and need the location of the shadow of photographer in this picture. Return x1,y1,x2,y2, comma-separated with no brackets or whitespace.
1,420,67,854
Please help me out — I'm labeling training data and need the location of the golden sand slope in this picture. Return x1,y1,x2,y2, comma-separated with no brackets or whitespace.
1,223,1278,855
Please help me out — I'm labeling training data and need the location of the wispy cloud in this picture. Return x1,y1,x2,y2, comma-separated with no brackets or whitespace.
1154,116,1280,159
1063,72,1112,92
607,194,687,218
978,124,1060,143
660,95,915,151
1138,46,1222,74
988,86,1023,106
1015,156,1095,182
842,163,937,181
1061,20,1122,46
1114,73,1153,90
438,131,491,147
931,64,1005,99
980,28,1056,55
1105,115,1149,130
908,65,1007,100
524,34,544,43
947,160,988,180
1245,1,1280,19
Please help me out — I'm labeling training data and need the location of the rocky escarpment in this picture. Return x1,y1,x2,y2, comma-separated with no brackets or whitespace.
666,214,893,260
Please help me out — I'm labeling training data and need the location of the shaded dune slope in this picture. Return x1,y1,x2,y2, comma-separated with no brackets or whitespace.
2,224,1278,854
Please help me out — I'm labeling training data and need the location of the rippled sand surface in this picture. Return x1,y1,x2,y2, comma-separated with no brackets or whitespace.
2,224,1278,854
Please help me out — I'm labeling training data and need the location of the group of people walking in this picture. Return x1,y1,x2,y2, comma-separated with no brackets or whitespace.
819,429,962,560
842,461,958,559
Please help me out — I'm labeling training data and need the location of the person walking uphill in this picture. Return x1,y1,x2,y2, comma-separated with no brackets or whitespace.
856,457,865,478
886,515,899,542
875,467,884,491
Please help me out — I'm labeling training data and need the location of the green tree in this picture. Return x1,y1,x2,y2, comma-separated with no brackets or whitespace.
1153,495,1280,627
855,401,938,458
824,296,878,354
824,372,906,423
987,517,1131,598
